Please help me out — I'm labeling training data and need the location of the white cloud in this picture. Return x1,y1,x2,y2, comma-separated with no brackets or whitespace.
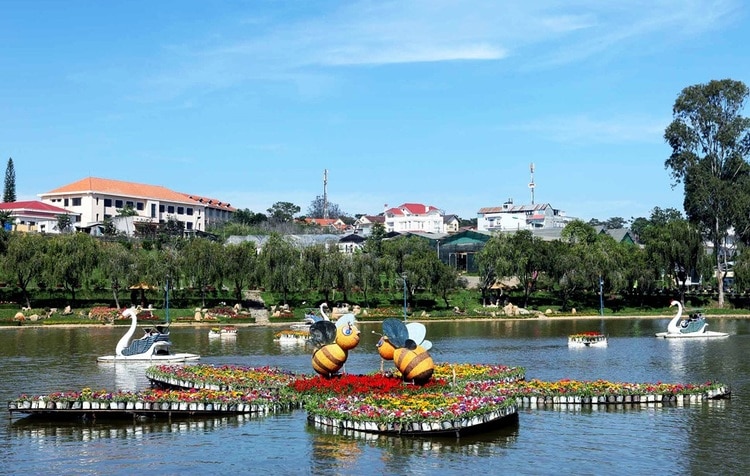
113,1,742,102
506,114,668,144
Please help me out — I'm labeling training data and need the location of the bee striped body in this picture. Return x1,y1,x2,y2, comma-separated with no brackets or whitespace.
312,344,348,376
394,345,434,384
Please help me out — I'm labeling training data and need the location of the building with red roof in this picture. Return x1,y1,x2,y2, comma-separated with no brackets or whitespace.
0,200,80,233
383,203,446,234
38,177,235,234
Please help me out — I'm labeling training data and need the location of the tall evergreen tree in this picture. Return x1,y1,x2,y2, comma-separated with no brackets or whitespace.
3,157,16,203
664,79,750,307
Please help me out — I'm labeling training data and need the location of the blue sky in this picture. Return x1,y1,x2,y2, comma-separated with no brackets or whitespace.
2,1,748,223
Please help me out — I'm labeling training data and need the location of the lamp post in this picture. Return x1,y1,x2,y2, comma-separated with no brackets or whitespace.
599,275,604,317
165,276,171,324
402,273,408,321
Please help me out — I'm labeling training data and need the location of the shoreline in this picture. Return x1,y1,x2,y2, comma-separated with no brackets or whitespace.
3,312,750,330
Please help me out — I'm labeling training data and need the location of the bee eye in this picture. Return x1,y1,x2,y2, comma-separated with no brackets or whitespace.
343,327,352,336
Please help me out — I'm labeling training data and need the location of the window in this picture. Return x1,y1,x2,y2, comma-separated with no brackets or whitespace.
167,206,175,213
186,208,193,216
104,199,112,207
159,205,165,213
151,204,156,218
126,201,134,209
115,200,123,208
136,202,144,211
72,198,81,206
177,207,184,215
186,222,193,230
64,198,69,206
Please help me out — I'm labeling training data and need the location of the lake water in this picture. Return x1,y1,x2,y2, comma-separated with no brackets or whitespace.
2,317,749,475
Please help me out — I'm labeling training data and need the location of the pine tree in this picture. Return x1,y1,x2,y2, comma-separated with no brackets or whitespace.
3,157,16,203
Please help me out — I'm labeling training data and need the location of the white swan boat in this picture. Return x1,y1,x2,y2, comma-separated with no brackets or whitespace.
655,300,730,339
284,303,331,333
98,307,201,362
568,332,608,348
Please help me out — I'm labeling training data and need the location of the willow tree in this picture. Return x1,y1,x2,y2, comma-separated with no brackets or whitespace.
224,240,258,303
642,216,707,304
664,79,750,307
259,233,300,304
181,238,224,308
3,232,49,308
47,233,100,305
98,241,135,309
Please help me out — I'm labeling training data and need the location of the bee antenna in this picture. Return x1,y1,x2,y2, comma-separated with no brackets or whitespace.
371,330,383,336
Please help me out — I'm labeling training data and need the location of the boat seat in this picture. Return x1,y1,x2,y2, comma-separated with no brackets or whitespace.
121,335,168,356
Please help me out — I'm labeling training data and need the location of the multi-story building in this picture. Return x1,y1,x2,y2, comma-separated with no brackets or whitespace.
383,203,446,234
477,199,572,232
39,177,235,234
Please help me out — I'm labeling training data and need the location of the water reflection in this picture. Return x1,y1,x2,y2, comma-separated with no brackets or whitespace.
10,413,260,442
308,418,520,474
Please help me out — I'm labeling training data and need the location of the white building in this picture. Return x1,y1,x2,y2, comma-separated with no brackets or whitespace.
383,203,446,234
39,177,235,235
477,200,572,232
0,200,80,234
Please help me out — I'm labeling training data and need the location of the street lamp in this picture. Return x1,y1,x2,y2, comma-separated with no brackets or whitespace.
402,273,408,321
165,276,171,324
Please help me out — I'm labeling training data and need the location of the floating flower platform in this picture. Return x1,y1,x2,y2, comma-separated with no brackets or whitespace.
208,326,238,338
568,332,608,348
7,363,731,438
308,403,519,437
273,329,311,344
7,386,300,419
146,364,299,392
510,379,730,405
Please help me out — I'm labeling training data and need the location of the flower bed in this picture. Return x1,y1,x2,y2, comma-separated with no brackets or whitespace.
8,386,298,415
8,363,731,436
430,363,525,384
274,330,310,342
146,364,299,392
569,331,606,339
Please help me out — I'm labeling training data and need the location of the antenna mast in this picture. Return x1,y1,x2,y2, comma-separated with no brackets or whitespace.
323,169,329,219
528,163,535,205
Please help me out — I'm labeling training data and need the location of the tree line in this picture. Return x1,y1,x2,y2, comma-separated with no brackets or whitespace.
0,206,740,314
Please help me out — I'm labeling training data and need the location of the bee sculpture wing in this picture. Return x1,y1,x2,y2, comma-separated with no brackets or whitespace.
420,339,433,351
310,321,337,346
335,313,357,329
382,318,408,348
405,322,426,345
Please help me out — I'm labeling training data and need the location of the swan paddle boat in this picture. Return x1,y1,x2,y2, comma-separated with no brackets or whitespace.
289,303,331,331
98,307,201,362
568,332,608,348
655,300,729,339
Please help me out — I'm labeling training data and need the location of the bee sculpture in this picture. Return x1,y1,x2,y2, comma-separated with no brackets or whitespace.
309,314,361,377
381,318,434,384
